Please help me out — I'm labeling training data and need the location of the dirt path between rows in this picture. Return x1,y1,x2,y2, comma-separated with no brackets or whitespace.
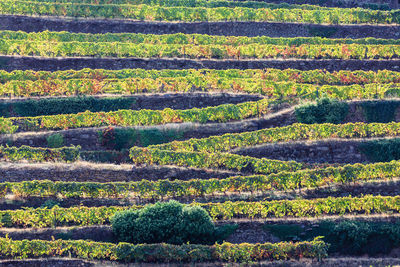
1,56,400,72
1,15,400,38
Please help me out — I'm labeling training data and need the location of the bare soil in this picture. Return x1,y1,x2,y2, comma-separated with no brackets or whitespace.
0,162,238,183
1,56,400,72
1,15,399,38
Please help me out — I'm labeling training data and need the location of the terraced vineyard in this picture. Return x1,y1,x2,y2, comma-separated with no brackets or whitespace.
1,0,400,266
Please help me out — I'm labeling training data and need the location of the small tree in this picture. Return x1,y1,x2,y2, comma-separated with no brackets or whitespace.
111,200,215,244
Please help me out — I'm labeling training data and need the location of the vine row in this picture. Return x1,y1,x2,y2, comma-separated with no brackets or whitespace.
1,99,269,133
148,122,400,153
1,161,399,199
3,31,400,46
1,1,398,24
0,237,328,262
2,40,400,60
2,78,400,99
1,69,399,85
0,195,398,227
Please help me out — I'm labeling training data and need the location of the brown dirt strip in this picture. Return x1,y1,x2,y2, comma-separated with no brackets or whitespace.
1,15,400,38
1,56,400,72
0,161,238,183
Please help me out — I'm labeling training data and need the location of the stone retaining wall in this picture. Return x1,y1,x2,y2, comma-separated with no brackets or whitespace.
233,139,370,164
0,93,262,111
0,162,237,183
1,15,399,38
2,56,400,72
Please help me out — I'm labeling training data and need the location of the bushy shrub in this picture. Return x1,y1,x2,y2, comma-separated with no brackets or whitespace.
295,98,349,124
361,100,400,123
111,200,215,244
265,220,400,256
46,133,64,148
324,220,400,256
41,199,60,209
9,96,134,117
101,127,184,150
307,26,338,38
359,138,400,162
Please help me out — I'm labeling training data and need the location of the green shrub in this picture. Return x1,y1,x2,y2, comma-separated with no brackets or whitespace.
41,199,60,209
46,133,64,148
358,138,400,162
8,96,135,117
0,213,12,228
265,220,400,256
361,100,400,123
364,233,392,256
101,127,184,150
59,146,81,162
295,98,349,124
325,220,400,256
138,129,184,147
384,89,400,98
111,200,215,245
307,26,338,38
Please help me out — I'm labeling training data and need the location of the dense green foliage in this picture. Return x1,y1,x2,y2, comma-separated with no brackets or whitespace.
265,220,400,256
112,201,215,244
100,127,184,150
0,96,135,117
359,138,400,162
361,100,400,123
295,98,349,124
46,133,64,148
